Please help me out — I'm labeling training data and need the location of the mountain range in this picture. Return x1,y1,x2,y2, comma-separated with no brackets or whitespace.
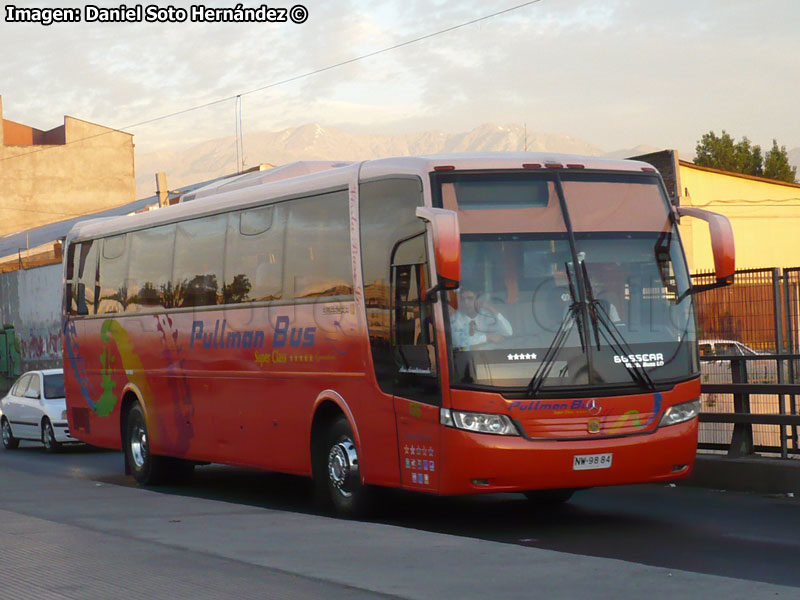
134,123,798,198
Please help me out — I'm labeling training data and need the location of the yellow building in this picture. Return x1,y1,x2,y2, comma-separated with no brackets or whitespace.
632,150,800,272
677,161,800,271
0,95,135,236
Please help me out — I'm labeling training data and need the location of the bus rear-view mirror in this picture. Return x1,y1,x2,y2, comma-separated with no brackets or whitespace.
677,206,735,285
415,207,460,290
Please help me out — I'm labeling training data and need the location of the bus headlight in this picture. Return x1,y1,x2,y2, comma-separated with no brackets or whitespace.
440,408,519,436
658,399,701,427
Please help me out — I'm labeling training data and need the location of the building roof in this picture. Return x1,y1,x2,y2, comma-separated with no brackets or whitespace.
679,160,800,189
0,173,233,260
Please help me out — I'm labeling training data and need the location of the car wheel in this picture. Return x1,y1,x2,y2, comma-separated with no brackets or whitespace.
322,416,372,517
124,403,169,485
42,418,61,453
523,489,576,505
1,418,19,450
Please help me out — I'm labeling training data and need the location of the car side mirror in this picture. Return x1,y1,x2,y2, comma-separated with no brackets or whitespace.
677,206,735,284
415,207,460,291
24,389,40,400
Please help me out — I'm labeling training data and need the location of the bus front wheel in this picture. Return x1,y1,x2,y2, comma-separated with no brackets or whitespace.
124,403,169,485
323,416,372,517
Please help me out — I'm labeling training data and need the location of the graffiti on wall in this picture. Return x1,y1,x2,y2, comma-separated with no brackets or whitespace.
19,329,61,363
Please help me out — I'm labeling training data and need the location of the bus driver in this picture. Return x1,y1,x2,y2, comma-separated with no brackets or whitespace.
450,288,513,350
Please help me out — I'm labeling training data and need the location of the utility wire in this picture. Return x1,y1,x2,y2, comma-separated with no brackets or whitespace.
0,0,543,167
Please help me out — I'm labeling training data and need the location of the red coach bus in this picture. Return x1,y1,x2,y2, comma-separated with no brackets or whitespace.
62,154,734,515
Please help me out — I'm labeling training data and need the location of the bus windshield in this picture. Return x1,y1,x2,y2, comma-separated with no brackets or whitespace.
438,171,697,393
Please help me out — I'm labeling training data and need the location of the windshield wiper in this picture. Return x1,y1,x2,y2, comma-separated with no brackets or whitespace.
581,261,656,392
526,263,588,398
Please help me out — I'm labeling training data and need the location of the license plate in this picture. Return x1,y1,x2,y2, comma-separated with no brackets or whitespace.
573,453,613,470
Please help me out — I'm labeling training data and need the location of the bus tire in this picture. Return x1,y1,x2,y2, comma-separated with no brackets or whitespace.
1,418,19,450
41,418,61,453
323,416,372,517
124,403,168,485
523,489,576,505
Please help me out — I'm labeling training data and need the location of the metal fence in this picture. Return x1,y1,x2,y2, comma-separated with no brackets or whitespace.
693,267,800,458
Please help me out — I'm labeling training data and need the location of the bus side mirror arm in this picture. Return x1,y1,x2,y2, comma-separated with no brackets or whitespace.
416,207,460,292
677,206,735,294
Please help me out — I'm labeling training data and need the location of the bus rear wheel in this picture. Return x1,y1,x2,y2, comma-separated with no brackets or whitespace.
523,489,576,505
322,416,372,517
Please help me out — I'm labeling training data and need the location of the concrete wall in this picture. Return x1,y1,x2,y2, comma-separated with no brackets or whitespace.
0,263,62,375
0,96,135,236
677,162,800,271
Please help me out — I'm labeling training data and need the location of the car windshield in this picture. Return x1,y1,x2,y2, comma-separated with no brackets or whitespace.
43,373,65,399
437,171,698,392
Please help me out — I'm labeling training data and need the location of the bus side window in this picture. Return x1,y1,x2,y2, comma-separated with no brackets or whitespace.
66,242,79,315
173,215,227,308
98,235,129,315
284,192,353,301
126,224,176,311
77,240,99,316
224,205,285,304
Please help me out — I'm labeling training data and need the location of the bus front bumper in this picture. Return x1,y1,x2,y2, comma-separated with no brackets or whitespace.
437,419,697,495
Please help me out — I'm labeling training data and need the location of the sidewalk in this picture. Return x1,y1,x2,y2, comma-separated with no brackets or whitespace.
687,454,800,494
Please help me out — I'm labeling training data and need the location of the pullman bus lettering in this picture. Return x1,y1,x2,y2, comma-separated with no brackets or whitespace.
190,319,265,349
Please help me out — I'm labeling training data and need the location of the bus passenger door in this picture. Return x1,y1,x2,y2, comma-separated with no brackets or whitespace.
391,234,442,492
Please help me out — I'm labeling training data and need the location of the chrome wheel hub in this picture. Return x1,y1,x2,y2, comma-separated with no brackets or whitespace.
2,422,10,444
130,424,148,468
327,437,359,498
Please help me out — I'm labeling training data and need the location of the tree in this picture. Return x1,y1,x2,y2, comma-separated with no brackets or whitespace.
695,130,762,176
695,130,797,183
763,139,798,183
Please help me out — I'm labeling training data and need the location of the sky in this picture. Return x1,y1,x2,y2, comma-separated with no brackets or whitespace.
1,0,799,157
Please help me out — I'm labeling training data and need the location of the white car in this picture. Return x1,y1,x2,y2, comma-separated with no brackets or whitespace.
1,369,75,452
698,339,773,384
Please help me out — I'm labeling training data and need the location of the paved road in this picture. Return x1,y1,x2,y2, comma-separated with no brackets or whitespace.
0,442,798,599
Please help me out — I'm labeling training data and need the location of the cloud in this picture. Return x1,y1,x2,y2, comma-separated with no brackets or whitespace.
1,0,798,156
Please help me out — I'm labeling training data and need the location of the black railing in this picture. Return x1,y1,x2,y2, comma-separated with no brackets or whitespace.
699,353,800,458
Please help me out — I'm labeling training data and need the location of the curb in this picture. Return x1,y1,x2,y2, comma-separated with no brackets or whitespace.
685,454,800,494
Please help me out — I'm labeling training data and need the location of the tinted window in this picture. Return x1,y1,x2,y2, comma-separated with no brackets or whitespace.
359,177,431,397
284,191,353,300
67,242,79,314
98,234,128,314
173,215,227,307
77,240,99,315
127,225,176,311
44,374,65,399
224,205,285,303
